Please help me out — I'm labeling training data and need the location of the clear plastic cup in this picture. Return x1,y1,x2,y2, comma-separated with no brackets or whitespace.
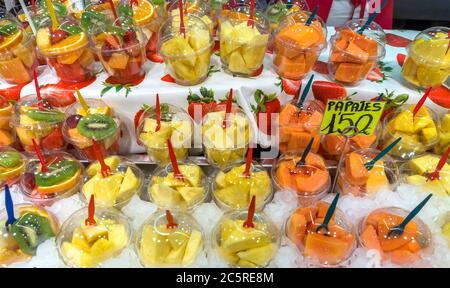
167,0,215,35
286,201,356,267
434,112,450,156
0,17,39,84
0,95,15,147
212,209,279,267
62,98,121,160
17,2,69,35
36,18,97,83
400,153,450,197
159,14,213,85
0,204,59,267
56,206,131,268
265,0,309,33
272,152,330,206
202,104,250,168
358,207,432,267
219,5,269,77
337,148,399,197
135,209,204,267
328,19,386,86
20,151,84,206
12,95,66,153
0,147,26,187
273,11,326,80
278,99,324,154
70,0,119,22
148,161,209,210
441,212,450,247
137,103,193,164
402,27,450,88
82,156,144,209
213,160,273,211
381,105,440,160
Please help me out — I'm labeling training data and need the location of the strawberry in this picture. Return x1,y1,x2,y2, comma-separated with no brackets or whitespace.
251,65,263,77
134,108,145,131
371,89,409,119
161,74,176,83
187,87,217,122
146,32,158,53
0,83,27,101
213,40,220,52
366,65,385,82
40,84,77,108
311,81,347,102
386,33,412,48
50,29,69,45
252,89,280,135
428,85,450,108
147,52,164,63
397,53,406,67
40,128,65,150
275,77,301,96
313,61,329,74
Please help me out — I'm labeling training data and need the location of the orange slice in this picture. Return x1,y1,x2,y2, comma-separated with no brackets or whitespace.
133,0,155,26
42,30,88,55
0,161,25,182
18,205,59,233
37,169,81,195
0,29,24,51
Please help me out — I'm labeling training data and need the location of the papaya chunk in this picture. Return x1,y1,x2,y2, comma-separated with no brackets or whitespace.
334,62,364,83
344,152,369,186
304,233,353,265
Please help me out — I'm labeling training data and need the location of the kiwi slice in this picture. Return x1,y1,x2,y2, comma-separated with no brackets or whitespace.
266,4,288,22
0,151,22,168
77,114,118,140
10,213,55,255
26,109,65,123
35,160,80,187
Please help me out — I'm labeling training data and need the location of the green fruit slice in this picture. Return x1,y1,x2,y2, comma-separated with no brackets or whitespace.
35,160,80,187
26,109,65,123
10,213,55,255
0,151,22,168
76,114,118,140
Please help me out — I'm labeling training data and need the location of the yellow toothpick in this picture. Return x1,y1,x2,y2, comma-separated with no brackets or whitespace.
45,0,59,30
75,88,90,115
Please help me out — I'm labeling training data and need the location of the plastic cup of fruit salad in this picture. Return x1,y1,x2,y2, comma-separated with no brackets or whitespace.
219,5,269,77
278,99,324,154
90,17,147,85
69,0,118,21
265,0,309,33
400,153,450,197
272,152,330,206
11,95,66,153
20,151,84,206
337,148,400,197
0,204,59,267
202,104,250,168
328,19,386,86
402,26,450,88
273,10,326,80
62,98,121,160
0,95,15,147
137,103,193,164
135,209,204,267
212,209,279,268
358,207,432,267
0,17,39,84
82,156,144,209
57,206,131,268
158,14,213,85
286,201,356,267
0,147,26,187
148,161,209,210
381,105,440,160
167,0,215,35
36,18,97,83
213,160,273,211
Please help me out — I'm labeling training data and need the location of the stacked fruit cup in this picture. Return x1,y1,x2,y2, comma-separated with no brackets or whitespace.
328,19,386,86
12,95,66,153
167,0,215,35
272,11,326,80
402,26,450,88
158,14,214,85
137,103,193,164
0,95,15,147
0,147,26,187
219,4,270,77
36,17,97,83
20,151,84,206
62,98,121,160
0,16,39,84
265,0,309,33
90,16,147,84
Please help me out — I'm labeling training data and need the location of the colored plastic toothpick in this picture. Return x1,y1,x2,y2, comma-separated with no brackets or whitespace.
364,137,402,171
32,139,48,173
85,194,97,226
296,137,314,167
166,210,178,228
4,184,16,226
243,195,256,228
427,146,450,181
222,88,233,129
92,140,111,177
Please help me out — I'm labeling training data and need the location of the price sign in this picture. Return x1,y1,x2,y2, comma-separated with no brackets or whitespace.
320,100,385,136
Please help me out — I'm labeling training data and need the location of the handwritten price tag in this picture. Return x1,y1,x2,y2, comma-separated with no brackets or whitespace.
320,100,385,136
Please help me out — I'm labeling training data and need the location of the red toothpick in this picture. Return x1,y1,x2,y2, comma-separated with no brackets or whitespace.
243,195,256,228
31,0,37,16
33,69,44,110
427,146,450,181
247,0,255,28
85,194,97,226
412,87,432,118
155,94,161,132
92,140,111,177
166,210,178,229
107,0,120,26
178,0,186,38
222,88,233,129
32,139,48,173
167,139,183,180
243,147,253,178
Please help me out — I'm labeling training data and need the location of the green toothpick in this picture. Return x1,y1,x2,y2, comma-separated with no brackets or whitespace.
364,137,401,171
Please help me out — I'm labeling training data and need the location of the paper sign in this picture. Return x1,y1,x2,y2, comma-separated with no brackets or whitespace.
320,100,385,136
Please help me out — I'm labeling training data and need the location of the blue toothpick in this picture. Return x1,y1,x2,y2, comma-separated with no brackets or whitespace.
364,137,402,171
297,74,314,109
4,184,16,226
305,5,318,26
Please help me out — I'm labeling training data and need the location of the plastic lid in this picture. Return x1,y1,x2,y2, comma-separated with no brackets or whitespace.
167,0,211,18
408,26,450,67
0,147,26,186
135,209,204,267
220,4,270,35
12,95,66,128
